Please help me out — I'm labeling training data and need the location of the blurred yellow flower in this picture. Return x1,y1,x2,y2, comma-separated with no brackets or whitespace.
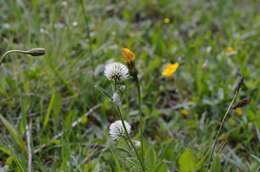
234,108,243,117
121,48,135,63
80,115,88,125
219,133,229,142
162,63,179,77
180,109,189,117
52,139,61,145
163,17,170,24
225,47,237,56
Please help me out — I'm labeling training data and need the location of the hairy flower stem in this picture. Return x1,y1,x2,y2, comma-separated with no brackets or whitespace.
115,106,146,172
113,81,145,171
134,75,145,168
1,50,27,63
207,78,242,171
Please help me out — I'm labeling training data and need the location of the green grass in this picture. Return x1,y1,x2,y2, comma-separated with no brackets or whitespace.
0,0,260,171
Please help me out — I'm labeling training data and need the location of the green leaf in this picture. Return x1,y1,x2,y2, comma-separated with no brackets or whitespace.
146,147,157,168
179,149,196,172
0,145,11,155
0,114,27,153
14,156,26,172
147,57,161,73
44,89,62,128
212,155,221,172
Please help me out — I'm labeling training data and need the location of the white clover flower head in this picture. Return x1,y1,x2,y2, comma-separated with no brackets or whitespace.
104,62,129,81
112,92,121,106
109,120,131,140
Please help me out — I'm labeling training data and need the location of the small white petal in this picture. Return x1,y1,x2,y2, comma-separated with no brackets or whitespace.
109,120,131,140
134,140,141,147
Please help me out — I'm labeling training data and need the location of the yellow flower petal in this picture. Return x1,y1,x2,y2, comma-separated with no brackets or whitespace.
234,108,243,117
225,47,237,56
121,48,135,63
163,17,170,24
161,63,179,78
180,109,189,117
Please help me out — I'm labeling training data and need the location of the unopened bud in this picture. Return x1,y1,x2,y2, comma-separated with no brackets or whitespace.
112,92,121,106
26,48,45,56
121,48,135,63
232,97,250,109
233,76,244,93
119,85,126,91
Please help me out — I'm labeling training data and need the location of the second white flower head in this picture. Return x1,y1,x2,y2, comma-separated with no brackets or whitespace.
109,120,131,140
104,62,129,81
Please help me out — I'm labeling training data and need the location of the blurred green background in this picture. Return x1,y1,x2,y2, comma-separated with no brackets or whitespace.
0,0,259,171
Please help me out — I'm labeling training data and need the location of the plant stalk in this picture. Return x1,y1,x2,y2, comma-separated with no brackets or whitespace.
115,106,146,172
78,0,94,74
208,86,241,170
26,117,33,172
0,48,45,64
134,76,145,168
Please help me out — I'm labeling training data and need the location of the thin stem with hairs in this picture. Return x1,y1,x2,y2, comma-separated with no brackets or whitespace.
113,79,145,171
115,106,146,172
134,75,145,168
207,76,243,171
0,48,45,64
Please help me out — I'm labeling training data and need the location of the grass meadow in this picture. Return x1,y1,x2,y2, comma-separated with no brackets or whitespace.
0,0,260,171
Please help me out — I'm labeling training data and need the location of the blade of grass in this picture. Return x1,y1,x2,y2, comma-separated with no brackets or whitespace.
0,114,27,154
34,104,100,154
43,89,56,128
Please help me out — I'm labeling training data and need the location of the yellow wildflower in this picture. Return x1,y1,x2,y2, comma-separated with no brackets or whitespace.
225,47,237,56
161,63,179,78
80,115,88,125
121,48,135,63
234,108,243,117
52,139,61,145
219,133,229,142
180,109,189,117
163,17,170,24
